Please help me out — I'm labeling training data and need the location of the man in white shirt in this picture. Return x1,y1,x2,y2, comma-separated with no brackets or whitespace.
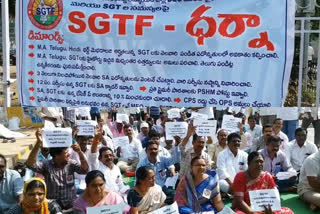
298,151,320,211
244,115,262,140
116,124,143,173
89,135,129,197
272,118,289,152
287,128,318,172
217,133,248,194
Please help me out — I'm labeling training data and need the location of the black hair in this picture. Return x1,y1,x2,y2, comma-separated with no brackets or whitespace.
124,124,132,129
227,132,241,144
145,140,158,150
192,133,199,142
247,115,255,121
0,154,6,166
266,135,282,145
262,124,273,132
190,156,204,166
136,166,154,185
98,147,114,159
85,170,106,186
295,127,307,136
234,112,245,118
248,151,263,165
273,118,283,124
49,147,68,158
148,129,161,139
26,180,45,193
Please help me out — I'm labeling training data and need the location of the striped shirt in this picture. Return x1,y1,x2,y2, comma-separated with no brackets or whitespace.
29,159,86,209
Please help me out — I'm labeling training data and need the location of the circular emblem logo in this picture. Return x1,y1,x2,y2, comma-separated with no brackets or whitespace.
27,0,63,30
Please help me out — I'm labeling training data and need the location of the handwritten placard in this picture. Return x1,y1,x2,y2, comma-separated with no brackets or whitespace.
87,203,126,214
195,120,217,137
42,128,72,148
76,120,97,136
113,136,130,149
152,202,179,214
221,115,242,133
249,189,281,212
167,108,181,119
116,114,130,124
165,122,188,140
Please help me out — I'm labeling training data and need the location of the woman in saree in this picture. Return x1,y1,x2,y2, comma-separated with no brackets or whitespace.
73,170,129,214
7,177,62,214
232,151,294,214
127,166,166,214
175,156,226,213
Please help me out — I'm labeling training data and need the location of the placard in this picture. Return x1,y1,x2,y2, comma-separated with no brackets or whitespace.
191,112,209,121
165,122,188,140
87,203,126,214
195,120,217,137
116,114,130,124
76,120,97,136
276,107,299,120
221,115,242,133
113,136,130,149
152,202,179,214
167,108,181,119
249,189,281,212
42,128,72,148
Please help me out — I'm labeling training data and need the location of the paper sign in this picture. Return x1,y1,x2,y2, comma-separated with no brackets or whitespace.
151,202,179,214
276,171,297,180
77,108,90,118
276,107,299,120
249,189,281,212
76,120,97,136
42,128,72,148
165,173,179,188
195,120,217,137
44,120,55,128
221,115,242,133
191,112,208,121
167,108,181,119
87,203,126,214
116,114,130,124
165,122,188,140
113,136,130,149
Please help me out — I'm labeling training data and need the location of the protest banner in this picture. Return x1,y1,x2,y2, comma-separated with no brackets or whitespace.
165,122,188,140
42,128,72,147
152,202,179,214
195,120,217,136
113,136,130,149
249,189,281,212
221,115,242,133
116,113,130,124
76,120,97,136
16,0,294,107
167,108,181,119
87,203,126,214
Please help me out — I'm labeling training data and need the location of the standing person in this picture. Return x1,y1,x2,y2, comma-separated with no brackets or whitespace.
0,154,23,214
26,130,89,211
7,178,62,214
175,157,225,213
217,133,248,194
301,107,320,147
127,166,166,214
279,107,301,141
298,151,320,211
90,107,101,121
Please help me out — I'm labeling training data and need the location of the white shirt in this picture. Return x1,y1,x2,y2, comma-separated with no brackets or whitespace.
287,140,318,171
119,138,143,161
244,124,262,140
139,145,171,161
298,151,320,196
217,148,248,181
69,147,91,180
275,131,289,152
89,152,129,194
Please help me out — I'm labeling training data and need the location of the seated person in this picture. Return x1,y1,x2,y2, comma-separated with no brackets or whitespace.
89,130,129,197
73,170,129,214
137,122,149,147
217,133,248,194
286,128,318,173
175,156,225,213
298,151,320,211
232,152,293,214
127,166,166,214
0,154,23,214
259,136,297,193
136,141,175,204
117,124,143,173
179,123,212,177
163,137,181,171
26,129,89,210
208,129,228,166
8,178,62,214
272,118,289,152
251,124,273,152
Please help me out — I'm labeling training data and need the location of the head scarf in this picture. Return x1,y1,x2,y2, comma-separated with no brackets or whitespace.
22,177,49,214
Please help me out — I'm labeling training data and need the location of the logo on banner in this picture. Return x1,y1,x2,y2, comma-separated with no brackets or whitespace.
27,0,63,30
